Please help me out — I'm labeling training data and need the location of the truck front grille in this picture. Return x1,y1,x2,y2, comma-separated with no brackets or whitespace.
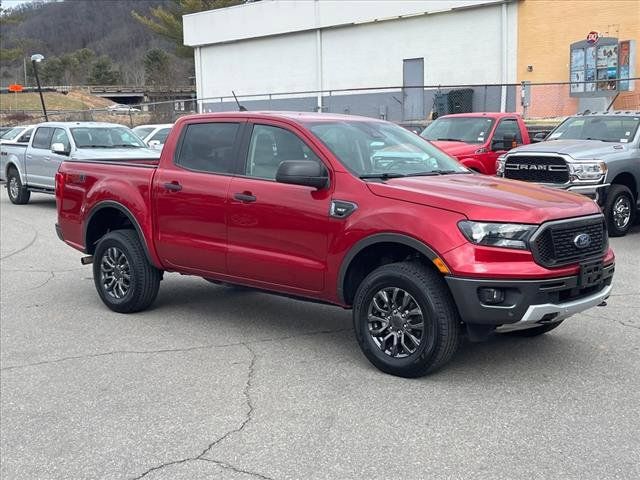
504,156,569,184
531,216,607,267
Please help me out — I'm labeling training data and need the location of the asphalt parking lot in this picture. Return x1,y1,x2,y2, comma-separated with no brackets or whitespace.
1,193,638,480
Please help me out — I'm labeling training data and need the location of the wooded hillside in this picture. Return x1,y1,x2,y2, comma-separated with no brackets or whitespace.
0,0,193,87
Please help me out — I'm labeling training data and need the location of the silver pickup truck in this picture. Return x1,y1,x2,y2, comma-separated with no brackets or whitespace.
497,111,640,236
1,121,160,205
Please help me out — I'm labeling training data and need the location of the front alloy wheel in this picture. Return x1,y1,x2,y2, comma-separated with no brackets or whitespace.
368,287,424,358
353,262,460,378
612,195,631,230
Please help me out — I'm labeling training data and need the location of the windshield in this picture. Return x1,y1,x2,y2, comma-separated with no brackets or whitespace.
420,117,495,144
133,127,154,139
547,116,640,143
306,120,468,177
1,127,25,140
71,127,147,148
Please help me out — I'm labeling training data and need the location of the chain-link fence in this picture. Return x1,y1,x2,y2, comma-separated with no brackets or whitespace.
1,80,639,131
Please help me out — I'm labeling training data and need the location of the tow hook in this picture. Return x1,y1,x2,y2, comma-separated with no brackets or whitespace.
598,301,607,307
80,255,94,265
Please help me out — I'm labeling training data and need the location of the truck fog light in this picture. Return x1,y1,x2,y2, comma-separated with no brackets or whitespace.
478,287,505,305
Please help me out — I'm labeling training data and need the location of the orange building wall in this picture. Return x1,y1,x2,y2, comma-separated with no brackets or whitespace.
517,0,640,117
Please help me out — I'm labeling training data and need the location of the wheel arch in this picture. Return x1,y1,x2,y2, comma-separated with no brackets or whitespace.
610,172,638,200
5,160,26,184
337,233,443,305
84,201,160,268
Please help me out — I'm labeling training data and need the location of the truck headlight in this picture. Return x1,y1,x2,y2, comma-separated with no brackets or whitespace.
569,162,607,181
496,155,506,176
458,221,537,250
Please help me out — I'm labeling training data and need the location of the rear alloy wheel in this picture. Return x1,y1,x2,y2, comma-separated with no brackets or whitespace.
6,168,30,205
604,184,635,237
353,262,460,378
93,230,161,313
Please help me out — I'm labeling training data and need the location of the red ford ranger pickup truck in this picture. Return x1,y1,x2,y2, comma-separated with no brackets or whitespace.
420,112,531,174
55,112,614,377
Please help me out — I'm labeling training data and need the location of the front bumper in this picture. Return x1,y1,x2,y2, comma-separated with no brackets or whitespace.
446,263,614,327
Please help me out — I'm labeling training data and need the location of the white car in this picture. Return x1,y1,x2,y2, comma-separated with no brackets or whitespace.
107,104,141,113
132,123,173,150
0,125,36,145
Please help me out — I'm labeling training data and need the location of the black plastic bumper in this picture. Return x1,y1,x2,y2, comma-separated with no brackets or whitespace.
445,263,614,326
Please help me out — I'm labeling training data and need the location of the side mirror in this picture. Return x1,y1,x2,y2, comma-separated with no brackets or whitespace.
51,142,70,155
532,132,548,143
147,140,161,149
275,160,328,189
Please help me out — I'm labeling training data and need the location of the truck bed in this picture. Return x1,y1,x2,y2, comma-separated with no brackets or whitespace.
56,158,158,252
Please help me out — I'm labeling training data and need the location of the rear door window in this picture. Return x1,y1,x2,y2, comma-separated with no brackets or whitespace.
32,127,54,149
176,122,241,174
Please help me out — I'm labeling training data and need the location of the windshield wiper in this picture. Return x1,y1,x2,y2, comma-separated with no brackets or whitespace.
435,138,464,142
111,144,140,148
407,170,471,176
359,172,408,180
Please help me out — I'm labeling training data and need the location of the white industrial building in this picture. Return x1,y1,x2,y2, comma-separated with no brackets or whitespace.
183,0,518,121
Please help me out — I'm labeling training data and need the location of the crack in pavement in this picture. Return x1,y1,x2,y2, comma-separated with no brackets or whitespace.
582,312,640,331
0,221,38,261
131,344,274,480
198,457,275,480
25,271,55,291
0,327,352,372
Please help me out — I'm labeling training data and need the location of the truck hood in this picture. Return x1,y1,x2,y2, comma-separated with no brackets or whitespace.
71,147,161,160
366,174,600,224
430,140,479,157
507,139,627,160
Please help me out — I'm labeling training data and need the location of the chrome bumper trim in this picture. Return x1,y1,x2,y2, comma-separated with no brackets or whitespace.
496,284,612,332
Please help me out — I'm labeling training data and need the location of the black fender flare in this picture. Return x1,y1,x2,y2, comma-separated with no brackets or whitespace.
337,233,440,305
84,201,159,268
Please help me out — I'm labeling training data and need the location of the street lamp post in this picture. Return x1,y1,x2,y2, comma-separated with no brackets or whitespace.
31,54,48,121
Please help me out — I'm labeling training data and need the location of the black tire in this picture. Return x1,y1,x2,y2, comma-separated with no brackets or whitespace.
353,262,460,378
6,167,30,205
604,184,635,237
500,321,563,337
93,230,161,313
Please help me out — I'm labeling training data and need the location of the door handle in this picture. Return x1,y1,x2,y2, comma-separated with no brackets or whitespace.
163,181,182,191
234,192,256,203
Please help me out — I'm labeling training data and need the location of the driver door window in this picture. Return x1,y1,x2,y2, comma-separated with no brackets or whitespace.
245,124,321,180
493,119,522,147
51,128,70,153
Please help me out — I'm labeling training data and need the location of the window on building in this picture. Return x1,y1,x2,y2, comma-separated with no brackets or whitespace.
177,122,240,174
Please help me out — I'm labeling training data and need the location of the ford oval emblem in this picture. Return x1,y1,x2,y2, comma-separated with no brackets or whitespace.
574,233,592,249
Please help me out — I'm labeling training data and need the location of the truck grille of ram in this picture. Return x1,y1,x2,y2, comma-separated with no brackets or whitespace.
504,155,569,184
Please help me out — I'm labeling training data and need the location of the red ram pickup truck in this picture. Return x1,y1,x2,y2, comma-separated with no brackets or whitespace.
56,112,614,377
420,112,531,174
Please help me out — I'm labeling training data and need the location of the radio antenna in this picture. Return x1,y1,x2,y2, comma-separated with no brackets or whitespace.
232,91,247,111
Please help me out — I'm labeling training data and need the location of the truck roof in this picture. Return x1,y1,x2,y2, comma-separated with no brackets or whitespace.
178,111,386,124
576,110,640,117
436,112,522,119
33,121,134,129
